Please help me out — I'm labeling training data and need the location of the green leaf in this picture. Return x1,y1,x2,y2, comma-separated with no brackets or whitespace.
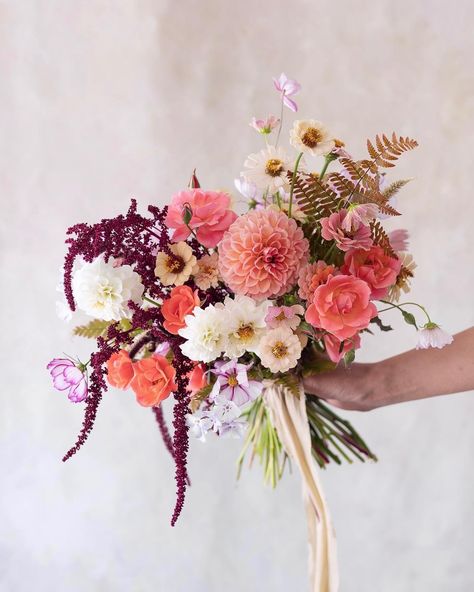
343,349,356,366
73,319,111,339
401,310,418,329
370,316,393,332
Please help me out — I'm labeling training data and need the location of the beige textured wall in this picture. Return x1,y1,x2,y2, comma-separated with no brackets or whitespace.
1,1,473,590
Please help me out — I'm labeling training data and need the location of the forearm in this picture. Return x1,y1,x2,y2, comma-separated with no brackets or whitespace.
372,328,474,407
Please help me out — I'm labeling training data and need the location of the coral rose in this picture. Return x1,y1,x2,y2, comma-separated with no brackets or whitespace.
165,189,238,248
323,332,361,364
306,274,377,340
342,245,401,299
130,355,177,407
162,285,200,335
107,350,134,389
218,208,309,300
186,363,208,396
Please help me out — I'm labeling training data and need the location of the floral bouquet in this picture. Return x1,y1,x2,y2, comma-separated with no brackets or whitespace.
48,74,451,591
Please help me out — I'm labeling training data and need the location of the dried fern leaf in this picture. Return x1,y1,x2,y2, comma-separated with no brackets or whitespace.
291,173,339,219
370,220,396,257
73,319,111,339
367,133,418,168
382,178,412,200
275,374,300,397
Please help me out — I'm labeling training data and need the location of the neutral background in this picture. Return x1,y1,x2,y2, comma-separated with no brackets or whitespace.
1,1,473,590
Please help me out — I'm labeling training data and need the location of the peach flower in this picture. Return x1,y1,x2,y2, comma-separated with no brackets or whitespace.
107,350,134,389
342,245,401,300
186,363,208,396
192,252,220,290
306,274,377,340
130,355,177,407
298,260,337,301
323,332,361,364
218,208,309,300
165,189,238,248
162,285,200,335
320,209,373,252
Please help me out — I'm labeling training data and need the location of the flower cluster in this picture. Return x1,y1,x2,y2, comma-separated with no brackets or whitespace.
48,74,451,526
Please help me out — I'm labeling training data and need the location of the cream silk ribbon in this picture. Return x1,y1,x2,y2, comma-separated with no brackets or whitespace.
264,382,339,592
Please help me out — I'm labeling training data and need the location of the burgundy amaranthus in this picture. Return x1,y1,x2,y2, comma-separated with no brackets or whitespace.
60,200,201,525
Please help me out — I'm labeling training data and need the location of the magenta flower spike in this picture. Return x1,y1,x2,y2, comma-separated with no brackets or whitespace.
47,358,88,403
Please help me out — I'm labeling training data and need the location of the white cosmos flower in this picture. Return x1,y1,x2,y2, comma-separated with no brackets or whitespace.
72,256,144,321
257,326,302,373
242,145,295,194
416,323,453,350
289,119,335,156
179,304,228,363
222,295,270,358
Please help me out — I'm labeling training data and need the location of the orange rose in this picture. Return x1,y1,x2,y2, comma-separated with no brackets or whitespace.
186,363,208,396
162,285,200,335
130,355,177,407
107,350,134,389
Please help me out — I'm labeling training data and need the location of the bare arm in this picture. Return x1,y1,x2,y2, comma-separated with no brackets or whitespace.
303,328,474,411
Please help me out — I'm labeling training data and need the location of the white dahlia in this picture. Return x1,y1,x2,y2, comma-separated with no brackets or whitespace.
179,304,228,363
71,256,144,321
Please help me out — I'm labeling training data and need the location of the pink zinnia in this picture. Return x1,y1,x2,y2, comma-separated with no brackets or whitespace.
218,208,309,300
165,189,237,248
298,260,337,301
342,246,401,300
320,209,373,252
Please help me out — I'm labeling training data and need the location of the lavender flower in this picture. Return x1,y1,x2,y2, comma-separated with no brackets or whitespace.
47,358,88,403
211,360,263,407
273,73,301,112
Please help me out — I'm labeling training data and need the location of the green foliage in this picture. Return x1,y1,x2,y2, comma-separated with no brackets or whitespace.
73,319,111,339
401,310,418,329
370,316,393,332
343,349,356,366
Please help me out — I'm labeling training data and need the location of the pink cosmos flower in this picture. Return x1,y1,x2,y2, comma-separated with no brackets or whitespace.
273,73,301,112
342,246,402,300
320,209,373,252
298,260,338,301
323,332,361,364
250,115,280,134
341,204,379,232
218,208,309,300
165,189,237,248
47,358,88,403
389,228,409,252
305,274,378,340
265,304,305,330
416,323,453,350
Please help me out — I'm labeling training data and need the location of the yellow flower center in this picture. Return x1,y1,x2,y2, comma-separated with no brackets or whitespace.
265,158,284,177
166,255,185,274
275,311,287,322
301,127,322,148
271,341,288,359
227,374,239,387
237,324,255,342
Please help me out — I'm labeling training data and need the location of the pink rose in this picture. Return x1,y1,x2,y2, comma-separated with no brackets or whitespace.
342,246,401,300
306,274,377,340
161,285,200,335
323,332,361,364
320,209,373,252
165,189,237,248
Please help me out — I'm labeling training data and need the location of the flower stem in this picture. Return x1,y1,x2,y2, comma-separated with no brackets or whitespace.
378,300,432,323
288,152,304,218
275,95,285,147
143,295,161,307
319,154,334,180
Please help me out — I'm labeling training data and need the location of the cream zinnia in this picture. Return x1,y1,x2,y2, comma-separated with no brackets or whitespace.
155,242,197,286
257,327,302,373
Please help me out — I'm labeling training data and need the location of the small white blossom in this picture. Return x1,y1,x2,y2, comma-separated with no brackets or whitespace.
416,323,453,350
223,295,270,358
179,304,228,363
71,256,144,321
257,326,302,373
187,411,214,442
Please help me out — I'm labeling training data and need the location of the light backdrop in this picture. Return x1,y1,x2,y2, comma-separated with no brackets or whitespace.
1,1,473,590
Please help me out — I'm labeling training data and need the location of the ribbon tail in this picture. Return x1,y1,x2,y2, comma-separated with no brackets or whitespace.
264,383,339,592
